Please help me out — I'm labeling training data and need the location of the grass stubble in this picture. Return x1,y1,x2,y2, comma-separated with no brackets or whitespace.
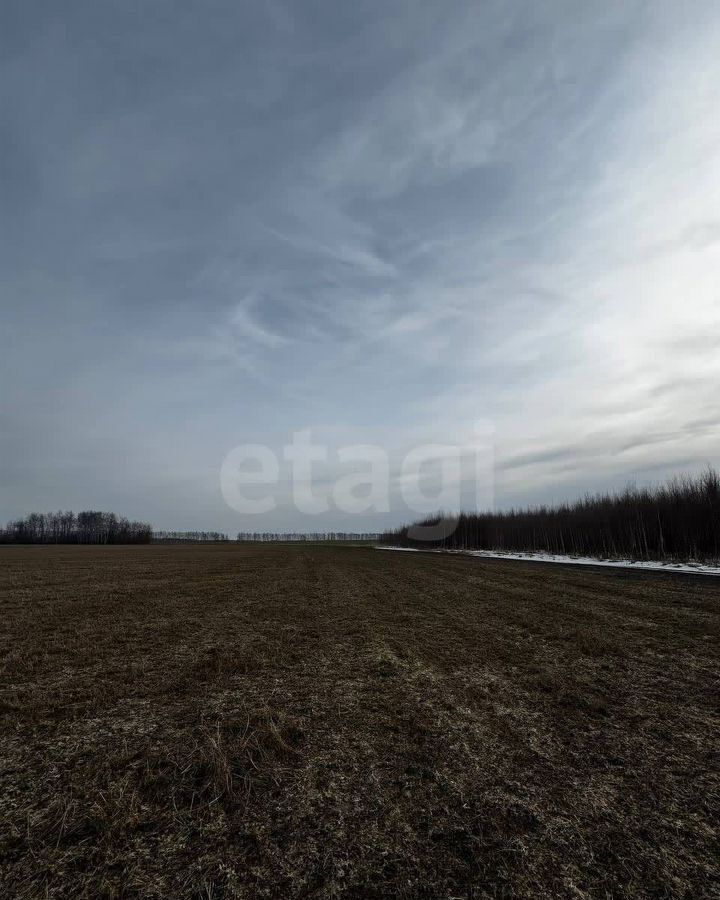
0,543,718,898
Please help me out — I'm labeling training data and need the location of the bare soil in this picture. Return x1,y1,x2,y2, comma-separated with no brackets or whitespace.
1,543,718,898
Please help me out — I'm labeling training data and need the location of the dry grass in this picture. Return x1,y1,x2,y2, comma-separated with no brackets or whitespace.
1,543,718,898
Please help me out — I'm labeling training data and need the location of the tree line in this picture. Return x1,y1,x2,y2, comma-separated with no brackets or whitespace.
152,531,229,542
380,468,720,563
237,532,380,542
0,511,152,544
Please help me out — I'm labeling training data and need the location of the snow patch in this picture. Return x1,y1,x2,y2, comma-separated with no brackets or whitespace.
375,546,720,576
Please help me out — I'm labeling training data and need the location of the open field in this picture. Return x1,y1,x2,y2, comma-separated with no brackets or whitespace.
1,544,718,899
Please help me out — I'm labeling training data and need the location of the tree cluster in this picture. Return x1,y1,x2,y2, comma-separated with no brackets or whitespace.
0,511,152,544
152,531,229,542
380,468,720,563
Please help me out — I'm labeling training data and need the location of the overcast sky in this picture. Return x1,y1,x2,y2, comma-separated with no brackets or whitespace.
2,1,720,532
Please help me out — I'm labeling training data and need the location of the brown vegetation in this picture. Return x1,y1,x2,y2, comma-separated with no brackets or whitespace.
1,543,718,898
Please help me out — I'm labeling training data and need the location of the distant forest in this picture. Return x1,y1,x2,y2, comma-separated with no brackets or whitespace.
237,532,380,542
153,531,229,542
0,511,152,544
380,468,720,563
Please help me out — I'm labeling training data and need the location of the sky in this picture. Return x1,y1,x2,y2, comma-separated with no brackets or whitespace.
1,0,720,533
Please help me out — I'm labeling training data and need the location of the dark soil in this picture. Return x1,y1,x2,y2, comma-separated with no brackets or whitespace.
1,543,718,898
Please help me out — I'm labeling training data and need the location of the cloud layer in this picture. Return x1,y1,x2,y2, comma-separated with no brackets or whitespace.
1,0,719,530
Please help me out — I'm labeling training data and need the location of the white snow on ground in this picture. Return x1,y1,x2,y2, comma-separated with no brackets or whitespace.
375,546,720,576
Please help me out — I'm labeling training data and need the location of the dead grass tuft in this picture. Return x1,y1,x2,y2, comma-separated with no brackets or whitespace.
1,543,718,898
